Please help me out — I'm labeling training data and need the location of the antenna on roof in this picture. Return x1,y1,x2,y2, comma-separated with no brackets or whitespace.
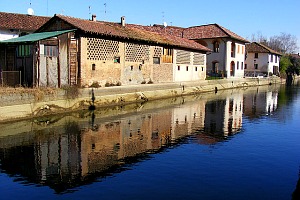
163,22,168,28
89,5,91,19
104,3,107,21
27,0,34,15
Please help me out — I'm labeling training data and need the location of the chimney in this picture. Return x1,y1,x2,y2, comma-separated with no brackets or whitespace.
92,14,96,22
121,16,125,27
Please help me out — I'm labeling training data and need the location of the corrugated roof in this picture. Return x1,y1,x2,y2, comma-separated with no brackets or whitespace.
41,15,211,52
0,12,50,31
246,42,282,55
0,29,75,44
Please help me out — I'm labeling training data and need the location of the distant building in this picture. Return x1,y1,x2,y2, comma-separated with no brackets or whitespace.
0,12,50,41
245,42,282,77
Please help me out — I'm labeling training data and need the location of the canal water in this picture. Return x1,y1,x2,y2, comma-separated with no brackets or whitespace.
0,81,300,200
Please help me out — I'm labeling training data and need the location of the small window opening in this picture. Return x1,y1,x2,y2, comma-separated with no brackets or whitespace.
178,66,180,71
92,64,96,70
131,66,133,71
153,57,160,64
114,56,120,63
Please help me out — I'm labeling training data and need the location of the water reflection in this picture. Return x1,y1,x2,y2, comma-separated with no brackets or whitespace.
0,83,294,194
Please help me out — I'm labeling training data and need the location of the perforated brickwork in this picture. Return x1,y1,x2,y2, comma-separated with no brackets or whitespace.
193,53,205,65
87,38,120,60
153,46,162,58
125,43,150,62
176,50,191,64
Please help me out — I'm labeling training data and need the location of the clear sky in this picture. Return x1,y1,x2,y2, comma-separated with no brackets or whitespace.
1,0,299,53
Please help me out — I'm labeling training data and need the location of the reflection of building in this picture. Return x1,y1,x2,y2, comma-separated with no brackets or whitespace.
243,89,278,118
171,99,206,139
266,91,278,113
204,93,243,137
0,92,251,193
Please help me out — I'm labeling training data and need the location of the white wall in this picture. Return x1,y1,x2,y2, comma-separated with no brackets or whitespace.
245,52,280,75
225,41,245,78
173,49,206,82
0,30,19,41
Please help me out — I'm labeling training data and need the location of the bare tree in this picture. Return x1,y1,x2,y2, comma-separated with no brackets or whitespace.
250,32,298,54
268,33,298,54
250,31,268,43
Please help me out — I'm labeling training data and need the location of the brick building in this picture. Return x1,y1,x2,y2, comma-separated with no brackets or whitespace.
0,14,210,87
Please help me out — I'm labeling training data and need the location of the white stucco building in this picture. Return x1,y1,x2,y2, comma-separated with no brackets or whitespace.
183,24,249,78
245,42,282,77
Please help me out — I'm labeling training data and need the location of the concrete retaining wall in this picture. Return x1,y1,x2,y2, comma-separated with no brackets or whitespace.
0,77,283,122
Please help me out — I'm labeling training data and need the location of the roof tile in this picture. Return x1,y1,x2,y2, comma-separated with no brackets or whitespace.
0,12,50,31
54,15,211,52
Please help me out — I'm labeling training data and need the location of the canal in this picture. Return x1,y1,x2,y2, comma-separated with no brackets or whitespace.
0,81,300,200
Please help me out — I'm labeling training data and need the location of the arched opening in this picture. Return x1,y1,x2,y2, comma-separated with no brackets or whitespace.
212,61,219,74
230,61,235,77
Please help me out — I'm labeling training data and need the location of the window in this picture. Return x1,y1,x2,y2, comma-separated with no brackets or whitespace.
270,54,273,62
254,53,258,58
242,46,244,54
245,64,247,69
163,48,173,56
275,56,278,63
237,61,239,70
254,64,258,69
231,42,236,57
162,48,173,63
178,66,180,71
241,62,244,70
44,45,58,57
92,64,96,70
213,41,220,53
186,66,189,71
237,45,240,54
114,56,120,63
17,45,31,57
153,57,160,64
195,67,198,71
202,67,204,71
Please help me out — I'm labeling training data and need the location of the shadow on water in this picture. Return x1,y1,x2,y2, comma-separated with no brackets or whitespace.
0,82,299,194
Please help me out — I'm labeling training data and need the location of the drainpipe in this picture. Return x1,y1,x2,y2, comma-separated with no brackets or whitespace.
57,37,61,88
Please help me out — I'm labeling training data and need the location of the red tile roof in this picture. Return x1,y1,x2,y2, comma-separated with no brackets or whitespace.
246,42,282,55
291,53,300,59
128,23,249,43
49,15,211,52
0,12,50,32
184,24,249,42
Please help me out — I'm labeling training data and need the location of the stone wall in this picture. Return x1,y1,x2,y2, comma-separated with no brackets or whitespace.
0,77,283,122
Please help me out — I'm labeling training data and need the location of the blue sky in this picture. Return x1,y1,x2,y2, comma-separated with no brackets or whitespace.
1,0,300,52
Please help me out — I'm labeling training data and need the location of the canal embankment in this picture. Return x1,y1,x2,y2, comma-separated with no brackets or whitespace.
0,77,283,122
